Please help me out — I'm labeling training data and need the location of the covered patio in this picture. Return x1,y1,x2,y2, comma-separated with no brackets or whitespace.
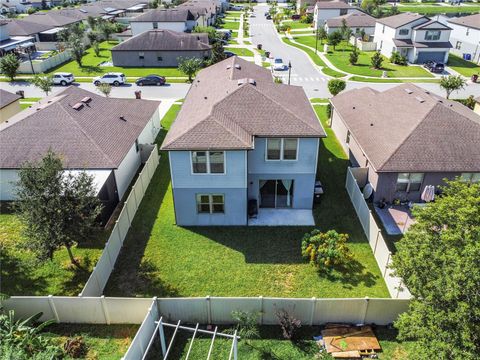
374,205,415,235
248,209,315,226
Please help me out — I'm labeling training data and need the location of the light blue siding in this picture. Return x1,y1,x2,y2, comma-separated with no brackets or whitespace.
172,188,247,226
169,151,246,189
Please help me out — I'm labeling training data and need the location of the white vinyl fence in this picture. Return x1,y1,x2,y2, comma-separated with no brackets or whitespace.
345,168,411,299
80,146,160,297
18,51,71,74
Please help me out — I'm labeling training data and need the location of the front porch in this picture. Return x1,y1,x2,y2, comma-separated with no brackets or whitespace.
248,209,315,226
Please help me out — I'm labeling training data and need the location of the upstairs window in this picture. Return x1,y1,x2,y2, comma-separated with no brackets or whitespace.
396,173,424,192
266,138,298,161
425,30,441,41
191,151,225,174
460,173,480,183
153,22,158,29
399,29,409,35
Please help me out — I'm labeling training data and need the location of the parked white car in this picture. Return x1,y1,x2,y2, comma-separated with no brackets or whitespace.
52,72,75,86
93,73,126,86
272,58,287,71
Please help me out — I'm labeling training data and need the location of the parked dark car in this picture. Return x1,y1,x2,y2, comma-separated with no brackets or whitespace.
135,75,166,86
224,51,236,58
266,14,272,20
424,61,445,74
291,14,301,20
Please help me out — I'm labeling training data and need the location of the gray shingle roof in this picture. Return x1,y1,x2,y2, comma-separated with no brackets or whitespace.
161,57,326,151
0,89,21,109
111,30,211,51
376,13,427,29
392,38,452,48
326,13,376,28
131,8,197,22
448,13,480,30
0,87,160,169
331,84,480,172
315,0,354,9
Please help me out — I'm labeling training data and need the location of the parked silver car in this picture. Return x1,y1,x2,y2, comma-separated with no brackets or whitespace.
52,72,75,86
93,73,126,86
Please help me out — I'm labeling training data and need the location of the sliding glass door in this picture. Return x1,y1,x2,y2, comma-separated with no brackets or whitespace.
259,180,294,208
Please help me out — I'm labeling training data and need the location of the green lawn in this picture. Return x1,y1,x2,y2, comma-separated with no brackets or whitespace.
350,76,441,83
19,97,42,109
225,11,242,18
48,41,185,78
282,20,313,29
0,213,108,295
310,98,329,103
447,54,480,77
220,20,241,30
383,4,480,14
43,324,138,360
293,38,433,78
104,104,389,298
225,47,254,57
151,326,415,359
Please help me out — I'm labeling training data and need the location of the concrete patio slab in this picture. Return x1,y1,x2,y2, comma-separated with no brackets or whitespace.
248,209,315,226
374,205,415,235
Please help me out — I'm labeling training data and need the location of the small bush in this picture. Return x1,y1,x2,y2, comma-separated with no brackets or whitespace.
349,48,359,65
454,95,476,110
371,51,384,69
230,310,260,340
390,51,407,65
275,308,301,340
64,337,88,358
301,229,353,269
327,79,346,96
300,14,313,23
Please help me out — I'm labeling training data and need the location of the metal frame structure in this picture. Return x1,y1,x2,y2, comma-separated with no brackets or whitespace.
142,317,239,360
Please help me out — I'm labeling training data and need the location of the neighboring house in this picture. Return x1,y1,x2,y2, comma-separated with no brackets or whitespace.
0,89,21,123
0,86,160,222
111,29,211,67
325,12,376,35
374,13,452,64
161,57,326,226
330,83,480,203
313,1,361,30
130,9,199,35
0,19,35,56
448,13,480,64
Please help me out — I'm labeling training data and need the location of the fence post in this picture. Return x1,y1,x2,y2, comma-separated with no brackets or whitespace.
362,297,369,324
310,297,316,326
206,296,212,324
48,295,60,323
383,252,392,278
373,229,381,254
258,296,264,325
100,295,111,325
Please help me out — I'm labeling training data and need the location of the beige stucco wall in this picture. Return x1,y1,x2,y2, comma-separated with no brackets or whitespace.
474,101,480,115
0,100,21,123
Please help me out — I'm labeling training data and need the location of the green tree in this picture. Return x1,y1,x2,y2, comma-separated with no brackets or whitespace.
0,53,20,81
327,31,343,50
98,20,116,42
392,179,480,360
97,83,112,97
327,78,346,96
70,36,86,66
31,75,53,96
92,40,100,57
301,229,353,269
440,75,467,99
58,23,86,66
177,57,203,82
86,15,96,30
316,27,327,44
371,51,383,69
349,47,359,65
14,151,102,269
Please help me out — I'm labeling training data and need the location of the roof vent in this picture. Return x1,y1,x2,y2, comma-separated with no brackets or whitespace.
72,102,84,110
119,116,127,121
370,123,374,126
226,65,232,69
415,96,425,103
81,96,92,103
248,78,256,86
237,79,246,86
234,64,241,70
404,88,413,94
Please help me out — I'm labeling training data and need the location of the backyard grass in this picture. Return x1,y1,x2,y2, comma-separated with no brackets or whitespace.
220,20,241,30
153,326,415,359
382,4,480,14
0,213,108,295
225,11,242,18
295,39,434,78
43,324,138,359
349,76,441,83
447,54,480,77
225,46,255,57
104,105,389,298
282,20,313,30
49,41,184,78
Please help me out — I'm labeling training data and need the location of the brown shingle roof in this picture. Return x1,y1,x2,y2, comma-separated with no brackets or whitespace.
161,57,325,151
331,84,480,172
0,89,21,109
315,0,353,9
0,87,160,169
376,13,427,29
131,8,197,22
326,13,376,28
111,30,211,51
448,13,480,30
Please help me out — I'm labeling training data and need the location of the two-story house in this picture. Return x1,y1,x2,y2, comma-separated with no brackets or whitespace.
130,9,199,36
313,0,361,30
161,57,326,226
374,13,452,64
448,14,480,64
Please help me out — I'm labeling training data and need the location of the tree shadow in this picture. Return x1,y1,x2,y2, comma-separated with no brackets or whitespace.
319,258,379,290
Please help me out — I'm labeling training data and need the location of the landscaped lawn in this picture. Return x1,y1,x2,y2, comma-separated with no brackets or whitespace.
104,104,389,298
382,4,480,14
0,213,108,296
42,324,138,360
225,10,242,18
48,41,185,78
350,76,441,83
19,97,42,109
220,20,241,30
225,46,254,57
447,54,480,77
294,38,434,78
282,20,313,30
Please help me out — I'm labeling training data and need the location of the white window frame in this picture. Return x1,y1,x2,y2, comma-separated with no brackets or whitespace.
265,138,299,161
190,151,226,175
196,194,225,214
460,173,480,183
455,41,462,50
399,28,409,36
396,173,424,192
425,30,441,41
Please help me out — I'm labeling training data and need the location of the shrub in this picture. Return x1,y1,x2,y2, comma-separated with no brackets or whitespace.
0,53,20,81
349,48,359,65
371,51,383,69
390,51,407,65
64,337,88,358
301,229,353,269
327,79,346,96
454,95,476,110
275,308,301,340
300,14,313,23
230,310,260,341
